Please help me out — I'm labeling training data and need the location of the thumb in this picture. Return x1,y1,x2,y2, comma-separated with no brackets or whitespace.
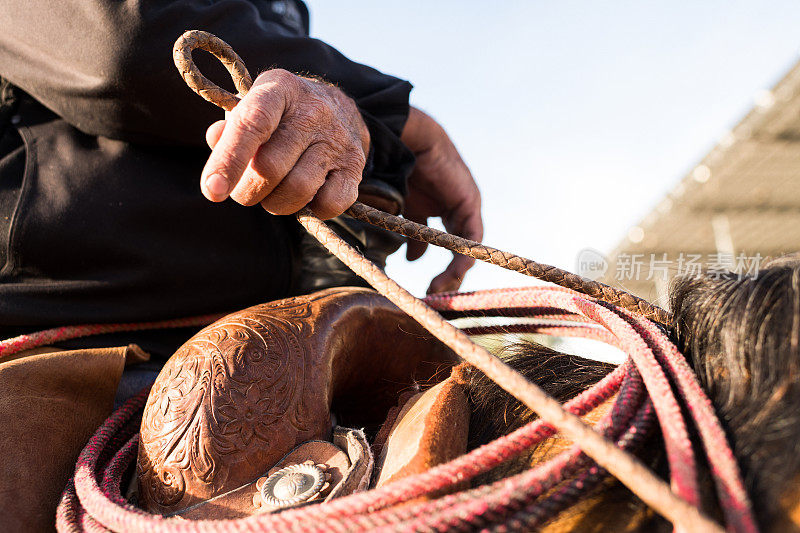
426,255,475,294
406,238,428,261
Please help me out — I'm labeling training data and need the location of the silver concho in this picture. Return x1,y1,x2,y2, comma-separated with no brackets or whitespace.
260,463,326,508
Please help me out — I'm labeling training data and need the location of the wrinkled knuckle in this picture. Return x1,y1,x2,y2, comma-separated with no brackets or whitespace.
252,155,281,180
287,100,329,138
327,121,347,141
294,142,329,170
269,123,303,152
213,150,251,178
234,103,274,140
262,198,291,215
292,176,322,202
309,149,332,174
348,144,367,169
230,176,265,206
345,161,365,181
311,199,336,220
243,184,269,207
271,70,312,103
342,149,367,174
327,184,358,217
317,129,352,163
341,181,359,207
288,109,318,136
306,96,335,125
264,68,295,85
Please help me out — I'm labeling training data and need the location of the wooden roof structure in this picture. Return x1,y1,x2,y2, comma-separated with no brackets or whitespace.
600,60,800,308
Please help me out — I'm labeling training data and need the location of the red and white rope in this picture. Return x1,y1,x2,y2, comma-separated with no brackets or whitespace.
39,282,756,532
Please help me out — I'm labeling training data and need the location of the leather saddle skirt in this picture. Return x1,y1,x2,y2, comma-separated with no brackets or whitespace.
136,287,461,515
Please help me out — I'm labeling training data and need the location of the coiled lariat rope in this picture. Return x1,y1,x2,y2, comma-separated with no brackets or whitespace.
0,315,223,358
51,288,754,533
24,29,755,532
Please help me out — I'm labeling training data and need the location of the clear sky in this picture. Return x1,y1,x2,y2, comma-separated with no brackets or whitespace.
304,1,800,296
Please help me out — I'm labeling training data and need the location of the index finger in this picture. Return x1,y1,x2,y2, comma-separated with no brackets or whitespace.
200,85,285,201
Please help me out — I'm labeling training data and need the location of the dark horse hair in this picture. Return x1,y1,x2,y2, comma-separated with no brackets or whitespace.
464,253,800,528
466,343,615,451
670,253,800,525
465,343,616,484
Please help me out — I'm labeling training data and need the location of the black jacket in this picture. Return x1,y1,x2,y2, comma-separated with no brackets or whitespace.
0,0,414,355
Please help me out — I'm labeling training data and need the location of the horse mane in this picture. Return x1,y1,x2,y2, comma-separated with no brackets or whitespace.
462,253,800,528
465,343,614,450
670,253,800,524
463,343,615,484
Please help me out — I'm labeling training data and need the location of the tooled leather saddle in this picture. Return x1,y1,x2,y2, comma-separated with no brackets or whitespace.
136,287,471,518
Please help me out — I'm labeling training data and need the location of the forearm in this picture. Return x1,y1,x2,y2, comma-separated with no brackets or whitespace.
0,0,413,154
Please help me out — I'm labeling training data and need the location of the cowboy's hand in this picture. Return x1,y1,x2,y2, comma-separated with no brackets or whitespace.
401,107,483,294
202,69,369,219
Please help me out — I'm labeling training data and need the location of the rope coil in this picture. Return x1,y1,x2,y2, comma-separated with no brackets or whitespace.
51,287,753,532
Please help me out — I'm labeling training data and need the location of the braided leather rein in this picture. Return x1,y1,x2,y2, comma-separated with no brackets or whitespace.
345,202,670,324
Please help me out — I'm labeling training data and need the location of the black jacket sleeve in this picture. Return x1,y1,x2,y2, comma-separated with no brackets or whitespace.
0,0,414,190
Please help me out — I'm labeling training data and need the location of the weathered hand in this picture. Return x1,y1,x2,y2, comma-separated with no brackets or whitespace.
202,69,369,219
401,107,483,294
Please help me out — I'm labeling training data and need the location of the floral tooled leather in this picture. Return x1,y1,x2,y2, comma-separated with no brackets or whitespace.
137,287,456,514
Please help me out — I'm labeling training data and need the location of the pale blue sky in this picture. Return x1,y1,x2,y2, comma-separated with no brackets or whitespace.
305,1,800,295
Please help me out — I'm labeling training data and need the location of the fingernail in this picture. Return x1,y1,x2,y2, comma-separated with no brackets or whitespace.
205,173,230,198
